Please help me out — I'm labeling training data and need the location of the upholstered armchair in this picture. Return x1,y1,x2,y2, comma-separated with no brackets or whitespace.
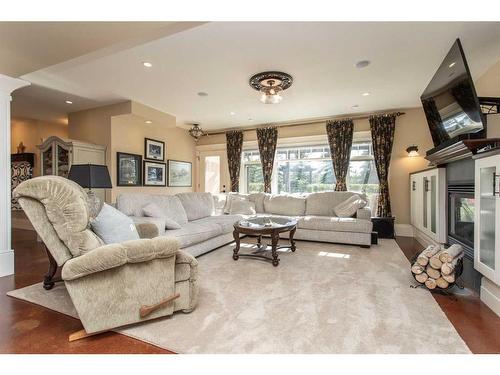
14,176,199,338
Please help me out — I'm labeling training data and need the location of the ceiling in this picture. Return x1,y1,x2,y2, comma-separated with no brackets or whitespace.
8,22,500,129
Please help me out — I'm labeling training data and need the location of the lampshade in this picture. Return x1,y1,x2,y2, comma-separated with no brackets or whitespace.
68,164,112,189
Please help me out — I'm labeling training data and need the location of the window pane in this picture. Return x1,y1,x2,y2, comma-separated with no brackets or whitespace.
204,156,220,194
347,160,379,196
278,160,335,194
246,164,264,193
350,142,371,157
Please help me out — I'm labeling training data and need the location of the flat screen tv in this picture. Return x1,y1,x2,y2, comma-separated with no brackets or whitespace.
420,39,485,148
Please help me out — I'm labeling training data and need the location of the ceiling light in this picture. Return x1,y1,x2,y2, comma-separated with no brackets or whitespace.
355,60,371,69
448,62,456,68
362,92,371,96
406,145,419,157
250,71,293,105
143,62,153,68
145,120,152,124
65,100,73,104
197,92,208,97
188,123,206,142
230,112,236,116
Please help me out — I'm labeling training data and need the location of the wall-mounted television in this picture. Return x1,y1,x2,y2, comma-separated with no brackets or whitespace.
420,39,485,148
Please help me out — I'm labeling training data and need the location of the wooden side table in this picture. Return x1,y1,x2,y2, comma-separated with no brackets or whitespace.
371,217,395,239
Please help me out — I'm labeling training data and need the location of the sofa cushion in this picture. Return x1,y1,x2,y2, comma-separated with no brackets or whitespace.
264,195,306,216
333,194,367,218
91,203,140,244
248,193,268,213
298,216,373,233
305,191,367,216
130,216,167,236
116,193,188,225
163,221,223,248
142,203,181,229
176,192,215,221
193,214,243,234
223,193,248,214
13,175,103,257
230,199,256,215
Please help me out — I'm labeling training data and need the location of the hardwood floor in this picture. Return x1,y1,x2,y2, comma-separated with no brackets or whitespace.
1,229,499,353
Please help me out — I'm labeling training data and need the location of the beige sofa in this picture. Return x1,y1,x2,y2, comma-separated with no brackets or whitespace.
116,191,373,257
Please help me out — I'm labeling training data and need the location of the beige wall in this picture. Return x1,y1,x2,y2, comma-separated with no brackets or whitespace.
11,117,68,176
197,107,434,225
475,59,500,138
68,101,196,203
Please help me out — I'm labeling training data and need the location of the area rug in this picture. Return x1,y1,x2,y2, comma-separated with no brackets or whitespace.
7,239,470,354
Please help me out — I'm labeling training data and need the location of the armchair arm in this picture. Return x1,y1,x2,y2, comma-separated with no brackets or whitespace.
136,222,160,239
62,236,179,281
356,207,372,221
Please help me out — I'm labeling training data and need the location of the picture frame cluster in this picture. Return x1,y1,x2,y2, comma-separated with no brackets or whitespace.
116,136,191,187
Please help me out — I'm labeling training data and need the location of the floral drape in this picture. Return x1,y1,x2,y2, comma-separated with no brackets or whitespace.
370,114,397,217
225,130,244,192
326,118,354,191
256,127,278,193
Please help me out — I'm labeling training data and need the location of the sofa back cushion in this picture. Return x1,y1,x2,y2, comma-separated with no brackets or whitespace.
306,191,367,216
116,193,188,224
13,175,103,257
264,195,306,216
176,192,214,221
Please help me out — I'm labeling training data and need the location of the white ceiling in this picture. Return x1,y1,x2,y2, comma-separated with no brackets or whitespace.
10,22,500,129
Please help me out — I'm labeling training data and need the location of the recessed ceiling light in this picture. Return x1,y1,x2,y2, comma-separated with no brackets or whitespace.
248,118,253,121
448,62,456,68
362,92,371,96
65,100,73,104
145,120,152,124
197,92,208,97
351,104,359,109
142,62,153,68
230,112,236,116
355,60,371,69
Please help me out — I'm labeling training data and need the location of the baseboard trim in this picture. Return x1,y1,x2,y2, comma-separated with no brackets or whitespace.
394,224,414,237
480,277,500,317
0,250,14,277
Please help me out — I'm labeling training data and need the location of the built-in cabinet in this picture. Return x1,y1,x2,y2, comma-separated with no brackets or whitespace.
410,168,446,244
474,154,500,285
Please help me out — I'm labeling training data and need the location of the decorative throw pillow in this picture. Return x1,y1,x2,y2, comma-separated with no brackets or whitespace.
223,194,248,214
91,203,140,244
333,194,367,218
142,203,181,229
230,199,256,215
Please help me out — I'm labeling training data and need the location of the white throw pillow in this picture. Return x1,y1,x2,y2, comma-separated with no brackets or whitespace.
230,200,256,215
333,194,367,218
91,203,140,244
142,203,182,229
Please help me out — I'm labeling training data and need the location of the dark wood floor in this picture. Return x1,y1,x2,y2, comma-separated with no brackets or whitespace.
1,229,499,353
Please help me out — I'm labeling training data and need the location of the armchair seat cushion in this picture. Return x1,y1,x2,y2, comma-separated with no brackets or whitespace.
62,236,180,281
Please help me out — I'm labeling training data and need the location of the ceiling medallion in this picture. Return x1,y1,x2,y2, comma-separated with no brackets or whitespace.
249,71,293,104
188,123,206,142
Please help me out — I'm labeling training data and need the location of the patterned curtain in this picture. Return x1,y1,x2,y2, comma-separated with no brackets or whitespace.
326,118,354,191
370,114,397,217
256,127,278,193
225,131,244,192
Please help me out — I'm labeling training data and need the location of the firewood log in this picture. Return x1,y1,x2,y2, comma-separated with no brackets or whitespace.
442,273,455,284
416,254,429,266
426,265,441,279
425,278,437,289
436,277,450,289
415,272,428,284
438,244,463,263
411,263,425,275
429,254,443,270
441,257,460,276
423,245,441,258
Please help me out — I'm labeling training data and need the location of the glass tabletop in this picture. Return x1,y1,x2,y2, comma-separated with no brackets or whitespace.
236,216,297,229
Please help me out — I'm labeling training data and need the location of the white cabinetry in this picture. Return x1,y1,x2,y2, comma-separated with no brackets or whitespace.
410,168,446,244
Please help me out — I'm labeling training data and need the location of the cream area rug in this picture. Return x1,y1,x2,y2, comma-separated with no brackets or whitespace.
7,239,470,354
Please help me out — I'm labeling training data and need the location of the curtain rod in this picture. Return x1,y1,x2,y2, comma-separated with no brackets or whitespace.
206,111,405,136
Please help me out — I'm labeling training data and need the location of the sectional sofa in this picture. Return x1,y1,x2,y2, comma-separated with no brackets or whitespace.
116,191,374,258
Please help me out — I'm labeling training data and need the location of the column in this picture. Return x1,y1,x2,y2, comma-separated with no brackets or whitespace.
0,74,30,277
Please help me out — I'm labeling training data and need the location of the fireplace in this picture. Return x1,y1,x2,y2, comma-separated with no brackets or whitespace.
448,184,475,259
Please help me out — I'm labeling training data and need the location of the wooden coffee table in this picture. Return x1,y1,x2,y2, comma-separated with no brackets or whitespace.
232,216,297,267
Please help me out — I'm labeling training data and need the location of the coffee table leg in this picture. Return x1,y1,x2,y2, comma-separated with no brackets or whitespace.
233,229,240,260
290,227,296,252
271,232,279,267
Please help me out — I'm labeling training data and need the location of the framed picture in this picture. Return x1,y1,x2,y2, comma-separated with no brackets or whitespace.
168,159,192,187
116,152,142,186
144,160,167,186
144,138,165,161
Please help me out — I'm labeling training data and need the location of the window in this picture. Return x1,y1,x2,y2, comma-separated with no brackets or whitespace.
241,141,379,199
204,156,220,194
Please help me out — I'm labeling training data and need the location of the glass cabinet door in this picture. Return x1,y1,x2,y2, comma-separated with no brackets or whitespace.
430,174,437,234
478,166,496,270
56,144,70,178
422,176,428,230
42,146,53,175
